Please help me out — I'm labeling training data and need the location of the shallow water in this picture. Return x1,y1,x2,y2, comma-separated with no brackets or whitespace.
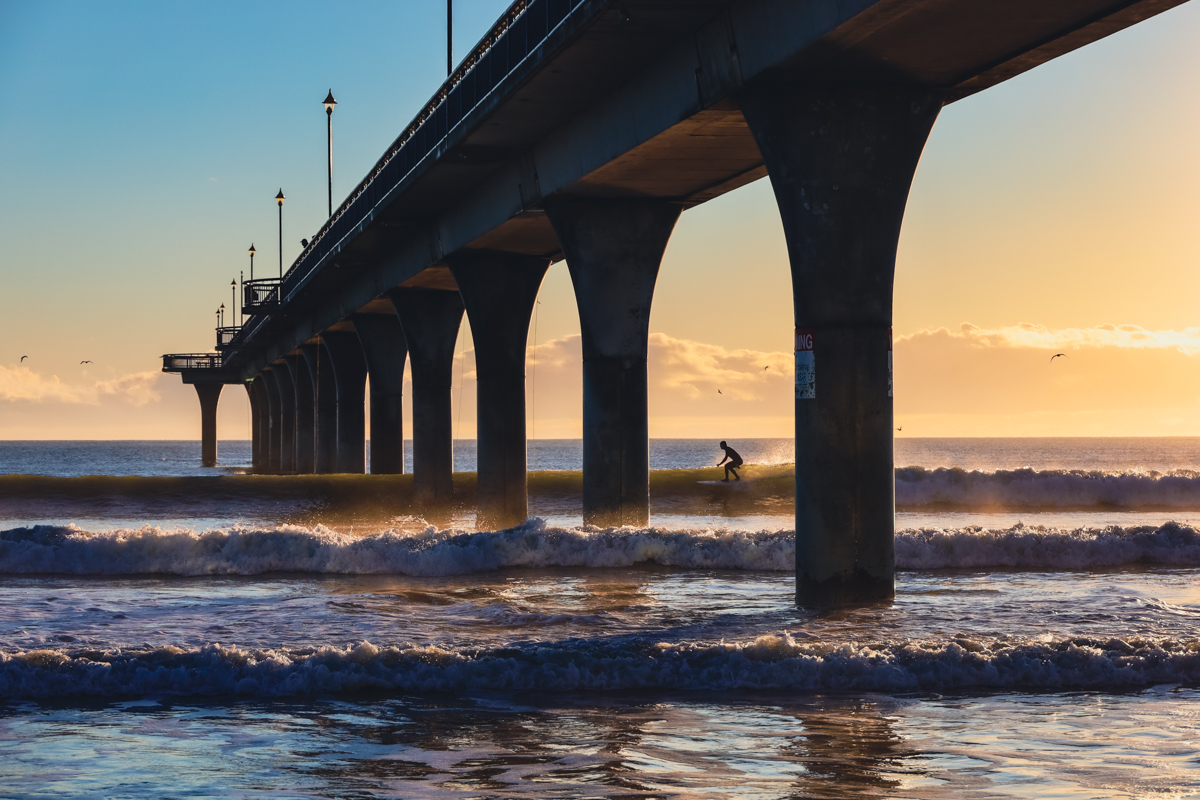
2,439,1200,797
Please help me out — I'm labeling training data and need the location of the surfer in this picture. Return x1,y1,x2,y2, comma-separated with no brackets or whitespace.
716,441,743,482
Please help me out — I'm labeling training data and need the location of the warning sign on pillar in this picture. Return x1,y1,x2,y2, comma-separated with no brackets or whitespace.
795,328,816,400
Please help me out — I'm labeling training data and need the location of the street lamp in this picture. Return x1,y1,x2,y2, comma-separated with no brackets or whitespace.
447,0,453,76
248,244,256,281
239,271,244,324
220,303,226,329
276,190,285,279
230,280,237,326
323,90,337,217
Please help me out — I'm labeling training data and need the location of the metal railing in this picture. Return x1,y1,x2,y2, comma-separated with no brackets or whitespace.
162,353,222,372
242,278,282,314
215,326,241,350
276,0,587,303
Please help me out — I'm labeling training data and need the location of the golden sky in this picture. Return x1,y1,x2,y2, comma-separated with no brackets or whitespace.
1,1,1198,439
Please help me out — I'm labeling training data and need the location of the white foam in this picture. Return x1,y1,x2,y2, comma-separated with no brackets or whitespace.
3,633,1198,699
897,466,1200,509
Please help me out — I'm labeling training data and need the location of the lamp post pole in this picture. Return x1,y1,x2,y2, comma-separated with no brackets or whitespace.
239,271,244,324
220,303,225,329
230,280,237,327
249,244,255,281
323,91,337,218
276,190,286,279
447,0,453,76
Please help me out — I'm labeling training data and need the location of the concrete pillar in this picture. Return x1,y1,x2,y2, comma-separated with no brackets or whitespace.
448,253,549,530
246,378,262,471
287,354,316,474
252,376,271,473
194,383,223,468
389,289,463,508
544,199,681,527
354,314,408,475
320,330,367,474
274,360,296,474
302,342,338,474
741,86,942,605
261,368,283,474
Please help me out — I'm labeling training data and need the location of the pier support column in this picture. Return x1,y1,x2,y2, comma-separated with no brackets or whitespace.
321,330,367,474
389,289,463,509
448,253,549,530
544,199,681,527
741,86,942,605
274,361,296,474
302,342,338,474
354,314,409,475
194,383,223,468
287,354,316,474
261,368,283,474
247,378,264,471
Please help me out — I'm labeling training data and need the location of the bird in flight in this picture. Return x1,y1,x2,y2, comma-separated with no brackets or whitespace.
896,426,903,432
80,360,92,364
1050,353,1067,363
763,366,770,371
717,389,723,395
20,355,27,362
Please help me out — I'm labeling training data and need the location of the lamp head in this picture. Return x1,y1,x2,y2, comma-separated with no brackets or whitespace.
248,244,256,256
276,189,285,206
323,90,337,114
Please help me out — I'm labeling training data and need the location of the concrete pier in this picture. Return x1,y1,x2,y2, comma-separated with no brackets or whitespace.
194,383,223,468
247,378,264,471
320,330,368,474
354,314,409,475
286,354,315,474
742,86,942,605
302,342,338,474
261,368,283,474
274,360,297,474
389,289,463,507
448,253,549,530
544,198,681,527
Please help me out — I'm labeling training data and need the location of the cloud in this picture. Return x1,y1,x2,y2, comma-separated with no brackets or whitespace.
0,366,165,406
909,322,1200,355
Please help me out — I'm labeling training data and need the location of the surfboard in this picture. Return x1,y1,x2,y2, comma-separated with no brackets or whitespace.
697,479,752,486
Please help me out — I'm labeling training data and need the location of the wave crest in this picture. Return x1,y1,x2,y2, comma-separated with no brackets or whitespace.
4,634,1199,699
897,466,1200,509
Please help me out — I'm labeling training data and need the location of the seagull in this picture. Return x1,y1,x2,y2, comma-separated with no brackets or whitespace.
897,426,903,432
1050,353,1067,363
80,360,92,364
301,238,309,247
20,355,27,362
763,366,769,371
717,389,723,395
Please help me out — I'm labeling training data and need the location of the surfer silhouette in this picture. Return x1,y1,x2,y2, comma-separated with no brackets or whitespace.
716,441,743,482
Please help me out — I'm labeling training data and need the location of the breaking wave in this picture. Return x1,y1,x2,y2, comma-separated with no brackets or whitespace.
3,520,1200,575
896,466,1200,509
3,634,1199,699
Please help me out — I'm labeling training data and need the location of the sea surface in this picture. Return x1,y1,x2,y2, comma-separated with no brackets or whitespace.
2,438,1199,798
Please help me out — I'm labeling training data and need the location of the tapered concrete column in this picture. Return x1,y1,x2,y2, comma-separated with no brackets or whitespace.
247,378,263,471
741,86,942,605
389,289,463,508
287,354,316,474
544,199,681,527
354,314,409,475
448,253,549,530
274,360,296,474
301,342,338,474
320,330,367,474
261,368,283,474
194,383,223,467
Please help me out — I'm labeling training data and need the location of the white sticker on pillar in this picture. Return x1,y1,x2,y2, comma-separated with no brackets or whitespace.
795,328,815,399
888,327,893,398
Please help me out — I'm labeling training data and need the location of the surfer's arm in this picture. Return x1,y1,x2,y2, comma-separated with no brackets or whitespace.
716,453,729,466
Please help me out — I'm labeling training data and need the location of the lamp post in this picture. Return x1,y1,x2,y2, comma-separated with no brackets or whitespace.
220,303,225,329
248,244,256,281
323,90,337,217
230,280,237,326
276,190,285,279
447,0,453,76
239,271,244,324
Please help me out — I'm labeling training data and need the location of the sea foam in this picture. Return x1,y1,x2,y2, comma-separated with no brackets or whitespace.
3,634,1198,699
3,520,1200,575
896,466,1200,509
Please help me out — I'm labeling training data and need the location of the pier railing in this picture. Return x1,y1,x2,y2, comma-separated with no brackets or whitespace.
162,353,223,372
242,278,282,314
215,326,241,350
274,0,589,307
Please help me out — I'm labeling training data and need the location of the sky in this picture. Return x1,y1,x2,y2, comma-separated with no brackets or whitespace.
1,0,1199,440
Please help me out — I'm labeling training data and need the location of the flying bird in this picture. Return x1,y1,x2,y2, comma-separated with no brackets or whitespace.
1050,353,1067,363
20,355,27,362
763,366,770,371
80,360,92,364
896,426,903,432
717,389,723,395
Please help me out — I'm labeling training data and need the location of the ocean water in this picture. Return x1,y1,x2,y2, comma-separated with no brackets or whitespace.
2,438,1200,798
